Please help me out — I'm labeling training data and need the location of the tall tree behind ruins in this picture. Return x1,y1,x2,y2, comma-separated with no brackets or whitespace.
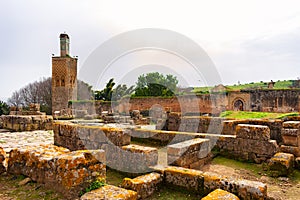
8,78,93,114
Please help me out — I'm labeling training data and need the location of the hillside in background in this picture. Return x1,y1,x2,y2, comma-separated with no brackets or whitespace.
192,79,297,94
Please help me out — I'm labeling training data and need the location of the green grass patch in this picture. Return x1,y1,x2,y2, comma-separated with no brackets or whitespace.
211,156,263,177
79,179,106,196
220,111,299,119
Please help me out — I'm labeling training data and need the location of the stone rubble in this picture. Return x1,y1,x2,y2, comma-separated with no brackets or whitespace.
268,152,294,177
80,185,137,200
7,144,106,199
121,172,163,199
201,189,240,200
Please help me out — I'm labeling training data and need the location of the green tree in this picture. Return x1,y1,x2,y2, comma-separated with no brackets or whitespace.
112,84,135,100
134,72,178,97
0,101,10,115
94,78,115,101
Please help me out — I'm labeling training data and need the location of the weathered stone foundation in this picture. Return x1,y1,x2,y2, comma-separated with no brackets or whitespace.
121,172,163,199
0,115,53,131
167,138,211,169
7,144,106,199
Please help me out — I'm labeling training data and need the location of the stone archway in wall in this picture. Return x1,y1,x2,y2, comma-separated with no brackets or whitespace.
233,98,245,111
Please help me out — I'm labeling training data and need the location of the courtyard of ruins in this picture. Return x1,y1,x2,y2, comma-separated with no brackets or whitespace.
1,109,300,199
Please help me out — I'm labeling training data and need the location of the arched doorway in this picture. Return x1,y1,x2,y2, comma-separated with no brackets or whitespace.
234,99,244,111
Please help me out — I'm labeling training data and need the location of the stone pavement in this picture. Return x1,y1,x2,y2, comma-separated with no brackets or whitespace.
0,129,54,153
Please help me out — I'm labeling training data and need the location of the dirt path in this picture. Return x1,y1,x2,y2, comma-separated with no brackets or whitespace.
202,163,300,200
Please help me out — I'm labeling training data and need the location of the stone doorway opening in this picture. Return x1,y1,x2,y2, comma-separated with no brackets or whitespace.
234,99,244,111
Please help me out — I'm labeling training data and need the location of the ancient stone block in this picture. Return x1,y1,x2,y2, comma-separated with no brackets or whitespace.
80,185,137,200
121,172,163,199
236,124,270,141
202,171,267,200
167,138,210,168
280,145,300,157
268,152,294,177
0,147,6,174
201,189,240,200
282,121,300,129
164,166,204,193
106,144,158,173
8,145,106,199
282,128,300,147
53,122,131,151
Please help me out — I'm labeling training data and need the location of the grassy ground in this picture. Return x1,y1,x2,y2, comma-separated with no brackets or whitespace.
193,80,295,94
220,111,299,119
0,173,64,200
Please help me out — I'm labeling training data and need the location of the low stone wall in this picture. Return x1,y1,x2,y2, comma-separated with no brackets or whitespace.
165,115,283,143
7,144,106,199
167,138,211,169
132,125,278,163
53,122,131,151
121,172,163,199
217,124,278,163
163,166,267,199
105,144,158,173
0,147,5,174
0,115,53,131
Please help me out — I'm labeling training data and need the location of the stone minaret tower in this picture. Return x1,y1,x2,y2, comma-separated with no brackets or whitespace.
52,33,77,115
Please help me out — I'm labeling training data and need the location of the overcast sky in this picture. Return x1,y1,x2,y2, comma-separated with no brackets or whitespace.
1,0,300,101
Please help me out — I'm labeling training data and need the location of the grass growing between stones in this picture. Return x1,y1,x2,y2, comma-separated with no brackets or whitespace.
106,168,201,200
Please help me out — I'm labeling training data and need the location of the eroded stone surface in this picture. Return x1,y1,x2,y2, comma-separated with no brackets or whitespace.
164,166,204,192
167,138,210,169
0,115,53,131
282,128,300,147
53,122,131,151
0,130,54,153
236,124,270,141
283,121,300,129
164,166,267,200
106,144,158,173
0,147,5,174
121,172,163,199
8,144,106,199
268,152,294,177
80,185,137,200
201,189,240,200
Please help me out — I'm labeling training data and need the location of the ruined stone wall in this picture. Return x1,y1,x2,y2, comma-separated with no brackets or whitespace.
53,122,131,151
166,115,283,143
0,115,53,131
163,166,267,199
132,126,278,163
71,94,227,116
249,89,300,112
8,144,106,199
